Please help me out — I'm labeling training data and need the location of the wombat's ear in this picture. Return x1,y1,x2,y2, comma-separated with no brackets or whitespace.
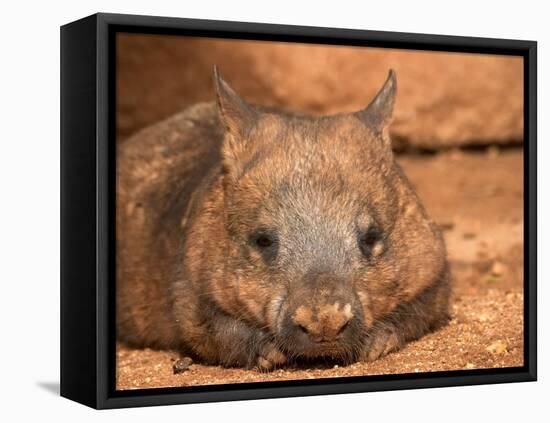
355,70,397,137
213,66,258,141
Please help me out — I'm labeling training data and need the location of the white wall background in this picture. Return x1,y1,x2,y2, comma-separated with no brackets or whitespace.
0,0,546,420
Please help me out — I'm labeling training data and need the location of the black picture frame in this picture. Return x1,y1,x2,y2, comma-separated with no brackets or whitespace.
60,12,537,409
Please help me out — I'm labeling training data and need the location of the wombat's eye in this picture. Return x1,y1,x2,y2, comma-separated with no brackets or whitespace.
252,231,276,249
256,235,273,248
250,230,279,263
358,226,383,258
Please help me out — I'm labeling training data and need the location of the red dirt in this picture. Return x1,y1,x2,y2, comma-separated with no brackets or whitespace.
116,148,523,389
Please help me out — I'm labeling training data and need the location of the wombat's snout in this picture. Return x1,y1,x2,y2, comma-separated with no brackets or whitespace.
291,302,354,343
279,271,363,358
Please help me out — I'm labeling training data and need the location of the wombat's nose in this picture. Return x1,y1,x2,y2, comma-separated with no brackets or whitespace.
292,303,354,342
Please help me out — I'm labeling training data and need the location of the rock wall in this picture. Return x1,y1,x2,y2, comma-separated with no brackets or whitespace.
117,33,523,150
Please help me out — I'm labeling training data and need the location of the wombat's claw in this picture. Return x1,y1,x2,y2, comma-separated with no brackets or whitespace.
363,330,401,362
255,344,287,372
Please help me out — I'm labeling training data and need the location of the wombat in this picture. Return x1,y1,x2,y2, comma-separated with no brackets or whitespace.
116,68,451,370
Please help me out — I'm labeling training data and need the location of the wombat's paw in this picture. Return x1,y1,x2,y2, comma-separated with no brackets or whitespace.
362,328,403,362
254,343,287,372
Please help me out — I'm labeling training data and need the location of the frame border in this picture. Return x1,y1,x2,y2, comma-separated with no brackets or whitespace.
61,12,537,409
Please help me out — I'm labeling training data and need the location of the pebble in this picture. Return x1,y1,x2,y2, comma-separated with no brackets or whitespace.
491,261,505,277
486,341,508,354
173,357,194,374
477,314,490,323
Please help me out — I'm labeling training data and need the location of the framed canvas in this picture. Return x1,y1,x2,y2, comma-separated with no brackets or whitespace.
60,12,537,409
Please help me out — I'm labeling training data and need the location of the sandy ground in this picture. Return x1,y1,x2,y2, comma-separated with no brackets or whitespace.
116,148,524,389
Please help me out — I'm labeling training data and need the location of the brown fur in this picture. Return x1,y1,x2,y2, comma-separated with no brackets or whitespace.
116,69,451,370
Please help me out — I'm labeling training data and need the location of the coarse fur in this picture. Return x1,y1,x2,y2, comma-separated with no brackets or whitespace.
116,69,451,370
